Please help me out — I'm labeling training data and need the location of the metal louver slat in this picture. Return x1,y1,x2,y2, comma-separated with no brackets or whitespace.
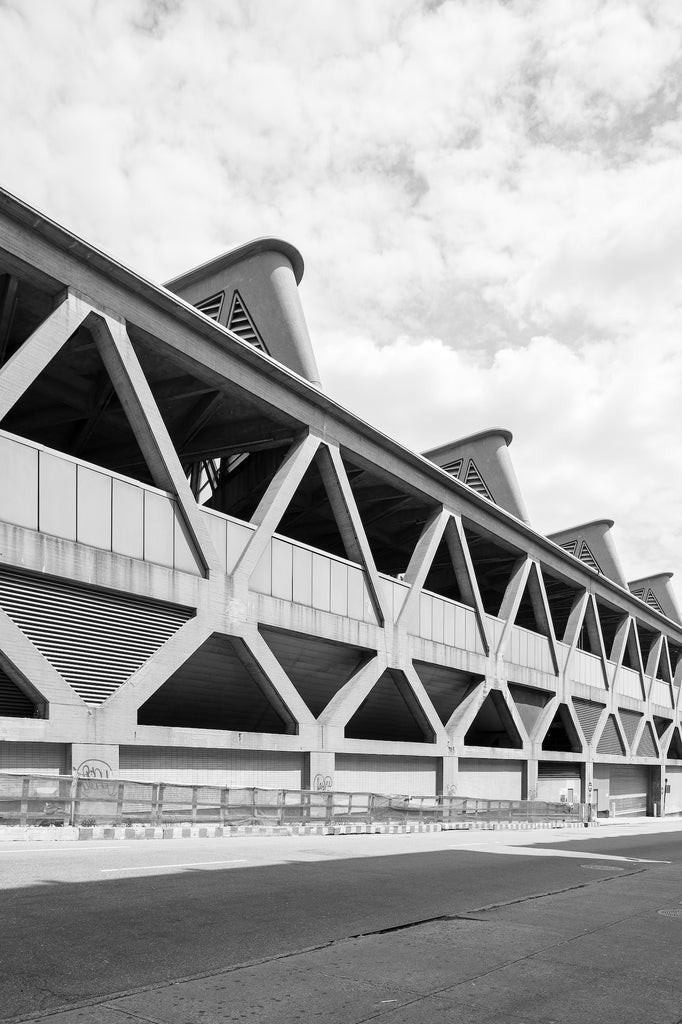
597,715,625,756
572,698,604,743
463,459,493,501
0,568,192,707
578,541,601,573
227,291,267,352
194,291,224,320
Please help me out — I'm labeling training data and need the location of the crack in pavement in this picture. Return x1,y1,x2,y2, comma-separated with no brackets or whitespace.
2,865,650,1024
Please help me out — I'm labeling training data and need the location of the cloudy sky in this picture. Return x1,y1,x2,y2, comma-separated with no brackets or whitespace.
2,0,682,590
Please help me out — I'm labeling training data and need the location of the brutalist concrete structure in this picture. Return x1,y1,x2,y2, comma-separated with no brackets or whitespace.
1,186,681,817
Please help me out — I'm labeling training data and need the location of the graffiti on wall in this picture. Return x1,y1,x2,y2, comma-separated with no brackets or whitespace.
313,773,334,792
74,759,118,797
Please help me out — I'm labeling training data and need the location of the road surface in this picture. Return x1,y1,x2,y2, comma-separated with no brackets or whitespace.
2,823,682,1023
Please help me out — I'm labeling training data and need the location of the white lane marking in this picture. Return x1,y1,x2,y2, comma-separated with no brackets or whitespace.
0,845,129,853
101,859,247,873
450,844,671,864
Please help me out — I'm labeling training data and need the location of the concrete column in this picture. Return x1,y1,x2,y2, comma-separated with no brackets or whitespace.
307,751,336,792
658,763,667,817
525,758,539,801
70,744,119,779
441,754,458,796
584,761,594,807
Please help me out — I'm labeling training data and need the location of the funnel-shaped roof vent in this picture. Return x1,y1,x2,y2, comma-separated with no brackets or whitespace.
548,519,627,588
628,573,681,625
166,238,321,388
422,429,530,524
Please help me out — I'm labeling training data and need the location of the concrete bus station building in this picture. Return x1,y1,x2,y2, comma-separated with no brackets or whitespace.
0,186,681,817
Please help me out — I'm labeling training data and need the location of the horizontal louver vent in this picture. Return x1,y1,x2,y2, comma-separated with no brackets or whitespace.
0,568,192,707
441,458,463,477
0,664,36,718
463,459,493,501
572,698,604,742
630,587,646,601
645,589,664,613
619,709,643,748
578,540,601,573
194,291,224,320
636,722,658,758
227,291,267,352
560,539,578,556
597,714,625,756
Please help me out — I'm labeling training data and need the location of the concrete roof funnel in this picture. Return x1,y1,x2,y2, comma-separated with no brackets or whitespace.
166,238,322,388
627,572,682,625
422,429,530,524
547,519,628,588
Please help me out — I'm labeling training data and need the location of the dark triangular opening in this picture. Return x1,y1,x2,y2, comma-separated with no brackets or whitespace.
575,598,603,656
413,661,481,726
345,669,434,743
340,455,438,578
654,715,673,738
596,715,625,756
541,570,583,642
636,623,658,672
1,324,152,485
508,683,550,737
274,453,351,560
622,620,641,672
655,639,673,684
422,537,464,603
462,522,524,617
464,690,522,749
572,698,605,744
668,727,682,760
595,600,625,662
0,654,44,718
668,641,682,678
541,704,581,753
513,584,542,634
259,627,371,718
126,332,300,517
636,721,658,758
138,633,295,734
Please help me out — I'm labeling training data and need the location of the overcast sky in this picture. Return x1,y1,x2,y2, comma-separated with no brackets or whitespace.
2,0,682,591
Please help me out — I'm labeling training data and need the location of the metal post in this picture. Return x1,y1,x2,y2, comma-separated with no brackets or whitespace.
116,781,125,825
19,777,29,827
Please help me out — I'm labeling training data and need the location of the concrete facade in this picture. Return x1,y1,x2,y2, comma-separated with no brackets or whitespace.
0,186,681,816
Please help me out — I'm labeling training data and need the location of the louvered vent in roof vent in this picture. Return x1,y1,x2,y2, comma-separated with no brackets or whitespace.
578,540,601,573
631,587,646,601
645,589,664,613
441,458,463,478
463,459,493,501
195,291,224,321
227,291,267,352
560,539,578,556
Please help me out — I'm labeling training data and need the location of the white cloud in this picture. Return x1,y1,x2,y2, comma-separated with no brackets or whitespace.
1,0,682,594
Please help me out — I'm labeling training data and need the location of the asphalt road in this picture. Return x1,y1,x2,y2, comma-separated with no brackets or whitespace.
2,825,682,1023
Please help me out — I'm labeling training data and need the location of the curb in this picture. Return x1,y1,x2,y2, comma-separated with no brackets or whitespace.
0,819,591,843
